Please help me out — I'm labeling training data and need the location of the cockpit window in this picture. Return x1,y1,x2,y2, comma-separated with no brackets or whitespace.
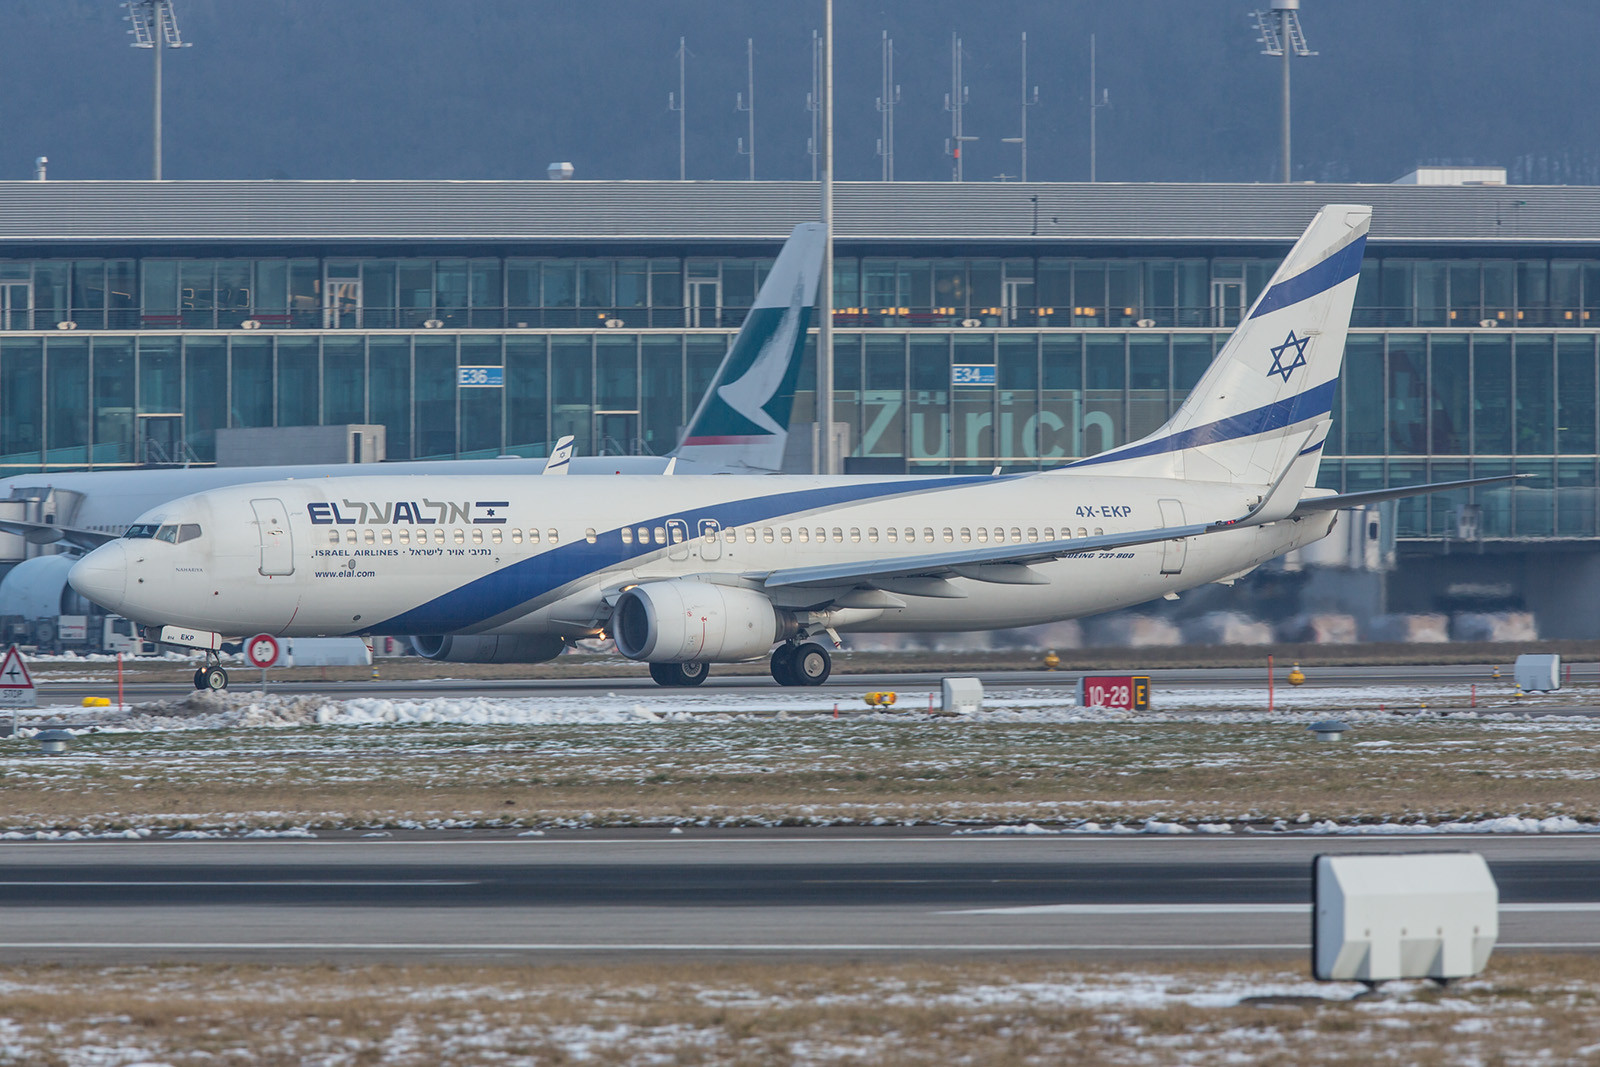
124,523,160,539
155,525,179,543
177,524,202,543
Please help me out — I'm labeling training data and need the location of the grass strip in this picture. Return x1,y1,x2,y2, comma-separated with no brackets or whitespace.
0,954,1594,1065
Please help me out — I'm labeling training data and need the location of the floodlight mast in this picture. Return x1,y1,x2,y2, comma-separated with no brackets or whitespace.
124,0,188,181
1253,0,1315,182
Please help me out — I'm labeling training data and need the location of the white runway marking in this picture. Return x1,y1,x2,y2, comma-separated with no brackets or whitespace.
0,880,478,888
0,941,1314,952
950,902,1600,915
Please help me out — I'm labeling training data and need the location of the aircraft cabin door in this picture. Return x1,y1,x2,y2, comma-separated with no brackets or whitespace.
250,498,296,576
1157,498,1187,576
698,519,722,561
666,519,690,561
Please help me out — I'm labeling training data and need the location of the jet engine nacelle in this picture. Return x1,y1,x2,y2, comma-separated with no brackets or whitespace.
409,633,566,664
613,580,784,663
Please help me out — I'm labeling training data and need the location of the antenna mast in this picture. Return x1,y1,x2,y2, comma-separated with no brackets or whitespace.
668,37,688,180
1088,34,1110,182
944,33,976,182
875,32,899,181
736,38,755,179
124,0,189,181
1001,32,1040,181
806,31,821,181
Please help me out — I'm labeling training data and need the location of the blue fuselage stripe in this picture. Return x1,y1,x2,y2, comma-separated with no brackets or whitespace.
366,474,996,634
1067,378,1336,470
1248,235,1366,320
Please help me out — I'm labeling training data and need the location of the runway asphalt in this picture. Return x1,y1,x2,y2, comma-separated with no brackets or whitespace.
1,833,1596,963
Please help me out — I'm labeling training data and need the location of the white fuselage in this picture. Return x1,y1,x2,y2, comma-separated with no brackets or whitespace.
73,471,1335,642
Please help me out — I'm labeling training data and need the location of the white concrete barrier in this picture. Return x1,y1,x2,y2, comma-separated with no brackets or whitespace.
1514,653,1561,692
941,677,982,715
1313,852,1497,984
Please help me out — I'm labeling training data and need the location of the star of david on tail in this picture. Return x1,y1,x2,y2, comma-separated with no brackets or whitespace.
1268,331,1312,381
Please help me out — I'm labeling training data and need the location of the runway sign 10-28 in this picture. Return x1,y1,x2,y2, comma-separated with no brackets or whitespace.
1078,675,1151,710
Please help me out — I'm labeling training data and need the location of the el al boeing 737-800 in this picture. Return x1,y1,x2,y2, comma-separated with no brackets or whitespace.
67,206,1512,690
3,223,824,656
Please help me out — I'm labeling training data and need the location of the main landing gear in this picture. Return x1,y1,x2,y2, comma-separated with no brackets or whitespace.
649,660,709,687
770,642,831,687
192,652,228,692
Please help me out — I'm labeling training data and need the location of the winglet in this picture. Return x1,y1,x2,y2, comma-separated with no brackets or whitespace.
542,435,575,476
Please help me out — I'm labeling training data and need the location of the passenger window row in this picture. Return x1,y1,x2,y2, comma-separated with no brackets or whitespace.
317,520,1110,551
323,526,559,547
704,524,1106,546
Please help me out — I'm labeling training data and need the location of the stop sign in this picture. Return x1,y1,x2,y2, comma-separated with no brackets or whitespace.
246,633,280,669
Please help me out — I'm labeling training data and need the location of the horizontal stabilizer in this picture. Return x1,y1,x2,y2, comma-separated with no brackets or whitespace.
0,518,117,553
1289,474,1529,518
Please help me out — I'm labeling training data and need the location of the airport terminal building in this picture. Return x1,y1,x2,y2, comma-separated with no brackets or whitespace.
0,178,1597,631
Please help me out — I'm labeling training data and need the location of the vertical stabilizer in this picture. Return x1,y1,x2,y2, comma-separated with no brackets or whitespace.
671,222,824,473
1065,204,1370,494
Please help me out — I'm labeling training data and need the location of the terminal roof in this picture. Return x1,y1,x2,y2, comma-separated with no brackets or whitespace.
0,180,1589,246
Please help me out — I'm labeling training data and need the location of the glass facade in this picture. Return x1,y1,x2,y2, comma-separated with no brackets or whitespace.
0,232,1595,547
6,251,1600,333
2,326,1595,543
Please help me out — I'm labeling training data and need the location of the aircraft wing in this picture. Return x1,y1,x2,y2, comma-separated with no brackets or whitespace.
762,474,1533,593
759,520,1221,591
1288,474,1528,519
0,518,118,553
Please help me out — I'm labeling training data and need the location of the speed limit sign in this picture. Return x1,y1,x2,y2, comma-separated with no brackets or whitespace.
246,633,280,669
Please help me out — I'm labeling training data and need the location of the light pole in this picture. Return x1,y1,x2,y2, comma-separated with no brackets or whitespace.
1253,0,1316,183
819,0,835,474
123,0,188,181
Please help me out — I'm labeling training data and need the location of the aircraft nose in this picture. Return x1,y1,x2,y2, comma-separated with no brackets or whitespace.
68,542,128,614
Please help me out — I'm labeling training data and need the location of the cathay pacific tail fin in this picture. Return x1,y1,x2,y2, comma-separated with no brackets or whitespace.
670,222,824,473
1062,205,1371,506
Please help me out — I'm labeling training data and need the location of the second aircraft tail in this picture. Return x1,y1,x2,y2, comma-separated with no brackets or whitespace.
670,222,824,473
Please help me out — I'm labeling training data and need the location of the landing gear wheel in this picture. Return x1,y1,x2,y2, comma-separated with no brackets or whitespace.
648,661,709,687
792,643,831,686
192,667,206,691
200,666,228,691
770,644,798,686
